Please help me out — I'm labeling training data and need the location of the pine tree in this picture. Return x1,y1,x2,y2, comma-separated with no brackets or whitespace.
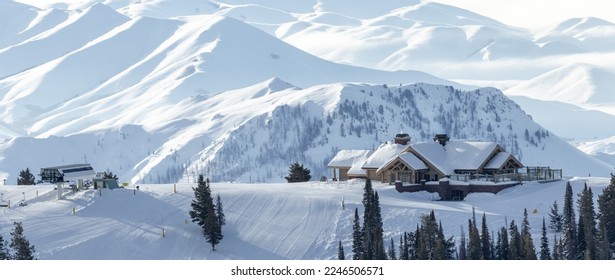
102,170,119,180
338,241,345,260
596,223,612,260
17,168,36,185
351,208,363,260
372,192,386,259
458,226,467,260
499,226,509,260
387,238,396,260
360,179,385,260
508,220,521,260
437,221,455,260
480,213,491,260
189,175,223,251
520,208,537,259
284,162,311,183
9,222,35,260
398,234,409,260
598,175,615,253
549,200,563,232
467,212,481,260
0,232,9,260
552,234,560,260
576,216,587,260
562,181,577,259
216,194,226,227
577,183,597,259
540,218,552,260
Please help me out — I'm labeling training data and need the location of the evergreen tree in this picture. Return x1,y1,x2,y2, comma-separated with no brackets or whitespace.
562,181,577,259
388,238,396,260
577,183,597,259
539,218,552,260
216,194,226,227
351,208,363,260
520,208,537,259
361,179,385,260
436,221,456,260
552,234,560,260
548,200,563,232
576,216,587,260
0,231,9,260
17,168,36,185
596,223,612,260
372,192,386,259
480,213,491,260
338,241,345,260
415,224,427,260
494,229,502,260
417,211,437,259
598,175,615,253
398,234,408,260
284,162,311,183
406,230,417,260
102,170,118,180
500,226,509,260
508,220,521,260
189,175,223,251
467,216,481,260
9,222,35,260
458,227,467,260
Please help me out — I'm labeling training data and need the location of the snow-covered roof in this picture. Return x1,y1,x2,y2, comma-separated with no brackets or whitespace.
410,141,499,175
348,162,368,176
484,152,512,169
362,142,408,169
399,152,428,170
327,149,372,167
376,152,428,174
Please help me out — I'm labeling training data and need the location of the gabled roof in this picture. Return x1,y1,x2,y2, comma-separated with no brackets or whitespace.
484,152,523,169
327,150,373,168
376,152,428,174
409,141,500,175
361,142,408,169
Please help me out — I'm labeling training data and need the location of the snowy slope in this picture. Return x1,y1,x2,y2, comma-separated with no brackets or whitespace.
0,177,610,259
1,81,610,186
508,95,615,141
0,3,461,130
0,1,612,183
578,137,615,169
506,64,615,109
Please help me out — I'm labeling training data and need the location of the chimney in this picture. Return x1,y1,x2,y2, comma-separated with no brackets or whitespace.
433,134,449,146
394,133,411,145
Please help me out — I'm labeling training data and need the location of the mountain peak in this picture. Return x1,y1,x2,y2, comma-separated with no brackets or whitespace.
506,63,615,106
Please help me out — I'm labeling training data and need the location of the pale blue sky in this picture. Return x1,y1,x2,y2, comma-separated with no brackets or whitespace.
431,0,615,30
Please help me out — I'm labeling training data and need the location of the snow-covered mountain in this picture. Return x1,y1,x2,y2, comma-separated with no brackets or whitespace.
0,1,613,183
0,2,461,133
578,136,615,168
1,80,612,184
506,64,615,112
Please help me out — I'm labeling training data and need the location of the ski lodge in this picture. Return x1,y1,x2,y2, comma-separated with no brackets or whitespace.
327,133,562,200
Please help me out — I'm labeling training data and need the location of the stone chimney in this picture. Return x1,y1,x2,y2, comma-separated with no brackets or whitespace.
394,133,411,145
433,134,450,146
